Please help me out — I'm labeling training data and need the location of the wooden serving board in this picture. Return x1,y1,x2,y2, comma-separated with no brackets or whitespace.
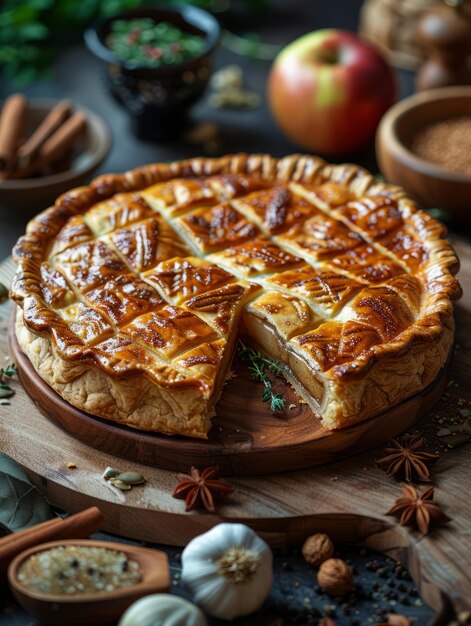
8,307,449,476
1,239,471,618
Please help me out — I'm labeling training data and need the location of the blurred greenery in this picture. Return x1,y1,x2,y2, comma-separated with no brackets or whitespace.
0,0,270,85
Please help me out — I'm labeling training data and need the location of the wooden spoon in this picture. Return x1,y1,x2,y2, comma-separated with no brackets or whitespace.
8,539,170,626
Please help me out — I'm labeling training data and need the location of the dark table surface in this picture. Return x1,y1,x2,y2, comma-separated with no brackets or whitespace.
0,0,417,260
0,1,446,624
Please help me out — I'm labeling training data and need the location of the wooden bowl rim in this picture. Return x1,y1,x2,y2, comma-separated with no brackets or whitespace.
378,85,471,184
0,99,112,191
8,538,167,605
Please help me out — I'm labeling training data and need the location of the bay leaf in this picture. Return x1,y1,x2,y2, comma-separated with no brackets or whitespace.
0,453,52,537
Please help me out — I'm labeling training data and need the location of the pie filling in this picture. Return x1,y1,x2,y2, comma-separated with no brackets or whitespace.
11,155,461,438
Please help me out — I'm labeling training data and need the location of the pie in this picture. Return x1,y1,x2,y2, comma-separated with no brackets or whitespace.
11,154,461,439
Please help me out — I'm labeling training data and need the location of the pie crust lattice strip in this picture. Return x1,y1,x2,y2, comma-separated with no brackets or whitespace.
11,154,461,439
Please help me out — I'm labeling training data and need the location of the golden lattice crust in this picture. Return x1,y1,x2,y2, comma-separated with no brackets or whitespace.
11,154,461,437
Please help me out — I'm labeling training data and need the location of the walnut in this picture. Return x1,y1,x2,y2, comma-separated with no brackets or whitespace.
302,533,334,566
317,558,354,596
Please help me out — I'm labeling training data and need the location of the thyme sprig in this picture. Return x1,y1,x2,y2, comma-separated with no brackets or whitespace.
0,364,17,379
0,363,17,401
238,342,286,413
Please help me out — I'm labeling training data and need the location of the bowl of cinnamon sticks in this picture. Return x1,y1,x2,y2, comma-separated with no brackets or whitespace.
0,95,111,211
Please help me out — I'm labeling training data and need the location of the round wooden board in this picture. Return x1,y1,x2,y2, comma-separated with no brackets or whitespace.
9,308,449,475
1,246,471,618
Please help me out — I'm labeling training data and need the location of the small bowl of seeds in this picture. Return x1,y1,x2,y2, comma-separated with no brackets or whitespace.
85,5,220,142
8,539,169,626
376,85,471,222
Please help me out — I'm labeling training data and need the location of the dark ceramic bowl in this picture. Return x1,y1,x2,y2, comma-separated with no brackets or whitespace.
85,4,220,141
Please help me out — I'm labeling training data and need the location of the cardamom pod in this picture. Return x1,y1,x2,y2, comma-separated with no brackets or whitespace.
116,471,146,485
103,466,121,480
109,478,132,491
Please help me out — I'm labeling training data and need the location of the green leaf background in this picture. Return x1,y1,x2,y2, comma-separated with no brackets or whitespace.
0,0,273,86
0,453,53,537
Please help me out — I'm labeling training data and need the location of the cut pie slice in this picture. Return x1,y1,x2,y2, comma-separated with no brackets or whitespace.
232,186,314,235
265,265,362,318
175,202,259,254
106,215,190,272
243,290,322,343
274,212,363,260
208,239,303,279
49,216,94,257
84,192,154,237
142,178,217,218
184,281,259,336
143,256,234,305
50,240,128,294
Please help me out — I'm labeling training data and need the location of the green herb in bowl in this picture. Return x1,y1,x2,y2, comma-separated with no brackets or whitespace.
106,18,206,68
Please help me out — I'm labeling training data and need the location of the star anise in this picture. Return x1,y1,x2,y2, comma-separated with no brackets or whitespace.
377,434,439,482
386,484,451,534
172,465,235,512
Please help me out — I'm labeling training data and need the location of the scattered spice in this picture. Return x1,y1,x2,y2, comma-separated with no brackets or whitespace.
102,466,120,481
386,484,451,534
410,116,471,175
302,533,334,566
239,341,286,413
437,418,471,448
106,19,205,68
317,558,354,597
208,64,260,109
115,471,146,485
442,431,471,448
183,121,221,154
377,434,439,482
173,465,235,512
17,545,141,595
102,467,146,490
109,478,132,491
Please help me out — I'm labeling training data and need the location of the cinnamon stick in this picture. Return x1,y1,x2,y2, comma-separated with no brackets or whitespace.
7,111,87,180
16,99,72,169
0,506,103,579
41,110,87,163
0,94,27,172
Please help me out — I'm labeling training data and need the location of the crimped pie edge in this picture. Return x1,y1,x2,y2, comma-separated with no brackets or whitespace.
11,153,462,386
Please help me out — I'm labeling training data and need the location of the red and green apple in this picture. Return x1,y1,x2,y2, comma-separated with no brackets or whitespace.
268,29,397,156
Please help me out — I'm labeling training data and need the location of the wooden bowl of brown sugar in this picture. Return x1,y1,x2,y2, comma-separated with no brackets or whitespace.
376,86,471,221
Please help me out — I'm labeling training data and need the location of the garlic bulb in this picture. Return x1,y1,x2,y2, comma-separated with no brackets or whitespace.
181,523,273,620
118,594,208,626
